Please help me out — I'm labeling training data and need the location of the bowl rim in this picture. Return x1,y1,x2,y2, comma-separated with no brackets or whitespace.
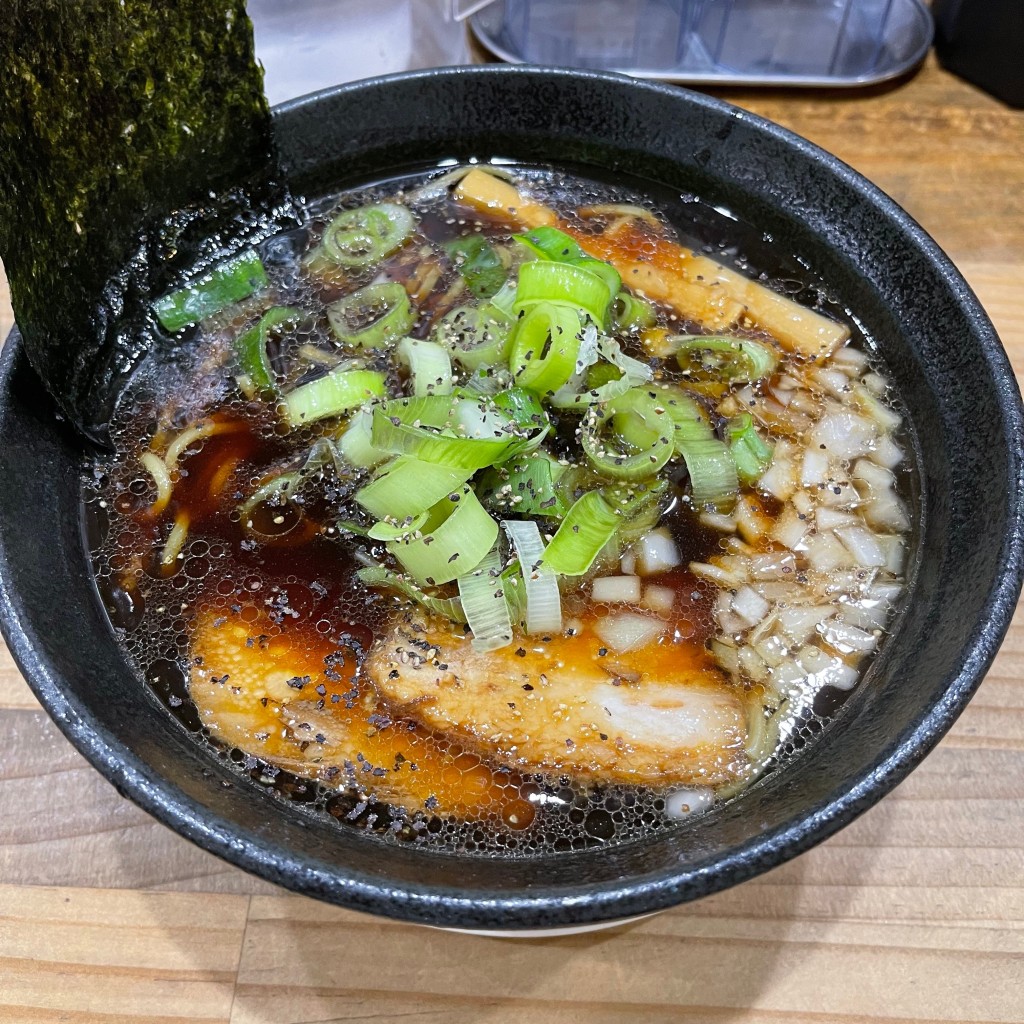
2,63,1022,929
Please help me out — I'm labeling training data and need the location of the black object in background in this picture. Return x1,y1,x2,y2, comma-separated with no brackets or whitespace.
932,0,1024,108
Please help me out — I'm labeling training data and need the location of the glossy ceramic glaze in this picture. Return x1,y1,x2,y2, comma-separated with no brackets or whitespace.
1,67,1020,930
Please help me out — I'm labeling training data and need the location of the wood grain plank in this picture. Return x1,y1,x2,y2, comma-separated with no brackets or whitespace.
0,885,248,1022
233,886,1024,1023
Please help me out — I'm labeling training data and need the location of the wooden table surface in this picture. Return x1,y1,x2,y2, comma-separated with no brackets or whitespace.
1,54,1023,1023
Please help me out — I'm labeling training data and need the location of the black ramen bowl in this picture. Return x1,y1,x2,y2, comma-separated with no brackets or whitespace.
1,67,1021,931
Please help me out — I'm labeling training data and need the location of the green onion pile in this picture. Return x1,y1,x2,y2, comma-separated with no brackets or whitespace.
153,197,780,652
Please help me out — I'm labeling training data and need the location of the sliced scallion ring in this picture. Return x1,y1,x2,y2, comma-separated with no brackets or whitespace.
541,490,621,576
397,337,453,397
458,545,513,652
370,395,535,471
328,282,415,349
355,456,474,521
502,520,562,635
610,291,656,333
336,408,388,469
580,387,675,481
673,335,779,383
234,306,304,395
508,302,583,395
728,413,774,484
515,260,613,327
283,368,386,428
431,304,512,371
386,486,498,586
319,202,416,268
677,436,739,511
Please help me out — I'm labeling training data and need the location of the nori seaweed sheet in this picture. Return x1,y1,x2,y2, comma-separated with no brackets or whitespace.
0,0,298,444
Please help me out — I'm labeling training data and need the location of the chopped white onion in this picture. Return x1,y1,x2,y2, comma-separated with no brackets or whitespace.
796,644,859,691
818,481,860,509
864,493,911,533
862,371,889,396
869,434,904,469
710,637,739,674
664,788,714,819
758,456,797,501
642,585,676,615
754,634,790,668
803,531,853,572
732,586,770,628
690,561,742,588
830,346,869,373
592,575,642,604
778,605,834,644
594,611,666,653
738,644,770,684
811,366,852,399
835,526,887,567
801,449,830,487
852,384,902,432
818,617,878,654
700,511,737,533
815,507,858,531
636,528,680,575
749,551,797,581
878,534,906,574
734,497,769,543
811,411,878,460
773,506,808,551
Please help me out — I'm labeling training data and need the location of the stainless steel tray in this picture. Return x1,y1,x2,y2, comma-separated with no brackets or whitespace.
468,0,933,88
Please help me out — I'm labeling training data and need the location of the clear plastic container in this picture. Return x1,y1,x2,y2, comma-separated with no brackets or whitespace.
468,0,933,85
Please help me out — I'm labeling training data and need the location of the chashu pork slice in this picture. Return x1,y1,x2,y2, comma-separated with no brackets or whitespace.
367,616,750,787
188,604,533,825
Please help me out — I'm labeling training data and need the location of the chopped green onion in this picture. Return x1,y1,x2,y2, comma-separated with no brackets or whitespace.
283,368,385,428
508,302,584,395
235,306,304,395
367,511,430,541
396,338,453,397
370,395,536,471
477,452,568,517
641,385,740,508
674,335,779,383
580,387,675,481
458,545,513,652
550,333,652,410
677,436,739,511
431,304,512,371
327,282,415,349
514,226,621,297
502,520,562,634
355,456,473,521
318,202,416,268
610,291,656,333
515,260,613,328
487,278,519,319
492,386,547,430
444,234,507,299
541,490,621,576
514,226,585,262
358,565,466,624
154,250,267,332
387,486,498,586
336,408,388,469
728,413,774,484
